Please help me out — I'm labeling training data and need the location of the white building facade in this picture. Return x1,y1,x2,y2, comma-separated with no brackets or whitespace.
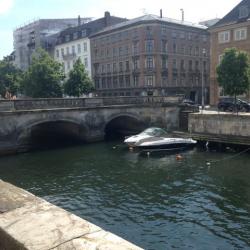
54,38,92,77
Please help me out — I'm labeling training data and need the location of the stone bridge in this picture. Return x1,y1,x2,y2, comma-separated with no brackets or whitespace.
0,96,186,155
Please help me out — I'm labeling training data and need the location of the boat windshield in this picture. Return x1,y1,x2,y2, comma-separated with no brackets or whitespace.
140,127,167,137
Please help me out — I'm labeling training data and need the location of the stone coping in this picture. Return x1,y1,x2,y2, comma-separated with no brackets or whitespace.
0,180,143,250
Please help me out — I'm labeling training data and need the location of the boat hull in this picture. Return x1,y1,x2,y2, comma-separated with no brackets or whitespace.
137,142,196,150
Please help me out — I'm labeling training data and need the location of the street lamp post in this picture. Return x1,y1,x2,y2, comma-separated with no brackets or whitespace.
201,48,206,110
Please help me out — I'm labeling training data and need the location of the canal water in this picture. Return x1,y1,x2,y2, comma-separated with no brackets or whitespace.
0,141,249,250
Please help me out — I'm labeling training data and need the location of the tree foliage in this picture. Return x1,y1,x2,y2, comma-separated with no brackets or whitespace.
0,59,22,98
21,48,64,98
64,58,94,97
216,48,250,98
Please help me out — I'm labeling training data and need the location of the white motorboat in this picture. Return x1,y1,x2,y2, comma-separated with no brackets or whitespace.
135,137,197,149
124,127,168,147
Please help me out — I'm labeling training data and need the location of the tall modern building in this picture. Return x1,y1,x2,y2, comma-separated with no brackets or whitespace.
90,14,210,103
54,12,127,77
210,0,250,105
13,17,91,71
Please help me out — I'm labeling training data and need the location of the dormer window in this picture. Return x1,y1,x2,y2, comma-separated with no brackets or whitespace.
239,6,249,18
81,30,86,37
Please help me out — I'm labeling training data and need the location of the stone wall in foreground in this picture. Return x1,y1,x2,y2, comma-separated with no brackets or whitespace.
0,180,143,250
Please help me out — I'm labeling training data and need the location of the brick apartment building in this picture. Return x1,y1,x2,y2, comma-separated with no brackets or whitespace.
210,0,250,105
90,14,210,103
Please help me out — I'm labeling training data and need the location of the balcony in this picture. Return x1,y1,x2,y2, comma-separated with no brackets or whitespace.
161,68,168,75
62,53,76,61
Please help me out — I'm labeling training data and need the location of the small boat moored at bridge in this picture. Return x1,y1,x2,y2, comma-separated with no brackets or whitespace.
124,127,197,150
135,137,197,149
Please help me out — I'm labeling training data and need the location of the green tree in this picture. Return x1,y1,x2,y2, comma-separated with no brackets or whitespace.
0,59,22,98
22,48,64,98
64,58,94,97
217,48,250,104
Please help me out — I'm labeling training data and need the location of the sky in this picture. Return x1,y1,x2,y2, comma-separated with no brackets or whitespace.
0,0,242,59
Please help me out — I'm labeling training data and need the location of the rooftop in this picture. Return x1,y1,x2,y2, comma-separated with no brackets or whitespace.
90,14,208,37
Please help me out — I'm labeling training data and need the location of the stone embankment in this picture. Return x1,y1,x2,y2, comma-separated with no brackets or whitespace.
0,180,143,250
188,111,250,145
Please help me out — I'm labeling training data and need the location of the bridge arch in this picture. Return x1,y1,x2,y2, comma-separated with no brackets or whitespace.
16,117,89,148
104,112,147,138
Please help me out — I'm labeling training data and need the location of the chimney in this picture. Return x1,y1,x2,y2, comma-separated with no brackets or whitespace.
104,11,111,26
160,9,162,18
180,9,184,22
78,15,81,26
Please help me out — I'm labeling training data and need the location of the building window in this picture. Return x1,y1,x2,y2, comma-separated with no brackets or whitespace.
119,76,124,87
189,46,192,55
66,47,69,55
113,63,117,72
72,45,75,54
172,59,177,69
218,54,224,64
195,47,199,56
83,42,87,52
133,75,139,86
67,61,70,70
102,78,106,89
218,31,230,43
133,58,139,69
56,49,59,58
189,60,193,71
119,47,123,56
119,62,123,72
77,44,81,53
180,59,185,70
162,76,168,86
125,61,129,71
195,60,199,71
132,41,139,54
202,35,207,42
125,46,129,55
145,40,154,53
107,64,111,73
180,46,185,54
180,32,185,39
65,35,70,42
81,30,86,37
113,47,117,56
239,6,249,18
61,48,64,56
102,64,105,73
145,75,154,86
145,56,154,69
234,27,247,40
162,56,168,69
84,58,88,67
146,26,153,36
73,32,78,39
95,78,100,89
113,77,118,88
161,26,167,35
172,31,177,38
125,76,130,87
161,40,167,53
173,43,177,53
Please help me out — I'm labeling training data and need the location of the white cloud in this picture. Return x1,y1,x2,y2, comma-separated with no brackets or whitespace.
0,0,14,15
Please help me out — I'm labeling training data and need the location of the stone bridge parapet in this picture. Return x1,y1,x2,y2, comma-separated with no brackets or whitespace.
0,96,182,111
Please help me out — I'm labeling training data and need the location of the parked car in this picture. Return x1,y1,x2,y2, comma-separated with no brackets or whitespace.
217,97,250,112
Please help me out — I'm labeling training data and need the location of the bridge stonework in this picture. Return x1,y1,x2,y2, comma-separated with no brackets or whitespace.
0,97,183,155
